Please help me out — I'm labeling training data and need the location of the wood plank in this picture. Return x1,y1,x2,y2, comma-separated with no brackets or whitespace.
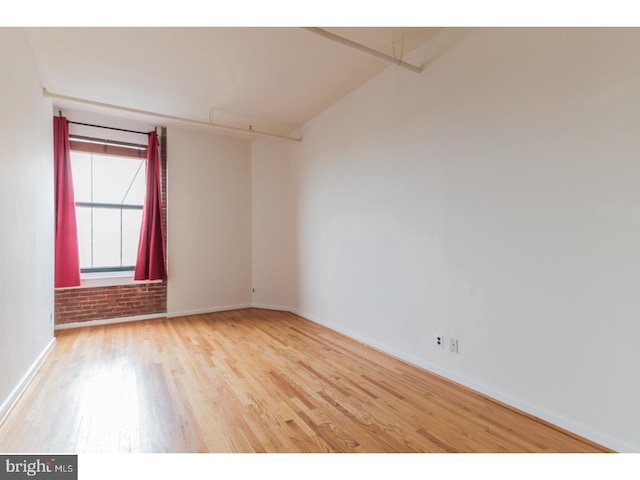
0,308,612,453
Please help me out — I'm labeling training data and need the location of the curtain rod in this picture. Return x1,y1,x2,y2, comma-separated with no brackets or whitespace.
68,120,151,136
45,88,302,143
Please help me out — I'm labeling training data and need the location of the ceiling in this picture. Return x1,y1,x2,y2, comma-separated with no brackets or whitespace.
24,27,441,138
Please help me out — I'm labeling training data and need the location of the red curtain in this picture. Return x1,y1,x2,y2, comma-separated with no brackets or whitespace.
134,131,167,281
53,116,81,288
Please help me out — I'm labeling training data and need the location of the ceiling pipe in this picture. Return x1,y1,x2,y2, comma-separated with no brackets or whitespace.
42,88,302,143
302,27,423,74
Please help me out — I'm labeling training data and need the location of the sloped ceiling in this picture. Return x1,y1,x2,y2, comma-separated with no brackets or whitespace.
24,27,440,137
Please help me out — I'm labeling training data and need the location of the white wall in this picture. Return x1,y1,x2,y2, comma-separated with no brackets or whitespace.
251,139,293,310
167,127,252,315
288,28,640,452
0,29,55,416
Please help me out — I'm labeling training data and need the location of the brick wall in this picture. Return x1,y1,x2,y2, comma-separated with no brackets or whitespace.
54,127,169,326
55,283,167,325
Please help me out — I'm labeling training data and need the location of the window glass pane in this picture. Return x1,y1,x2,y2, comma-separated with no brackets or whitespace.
123,162,146,205
92,208,121,268
122,209,143,266
76,206,92,269
70,151,92,203
71,148,148,272
92,155,145,205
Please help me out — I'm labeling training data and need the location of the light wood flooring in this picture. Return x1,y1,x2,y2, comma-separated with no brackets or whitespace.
0,308,610,453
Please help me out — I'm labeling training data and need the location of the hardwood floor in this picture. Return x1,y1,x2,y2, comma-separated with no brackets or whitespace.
0,308,610,453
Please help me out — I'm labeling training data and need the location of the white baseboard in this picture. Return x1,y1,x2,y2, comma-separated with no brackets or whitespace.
166,304,253,318
289,308,635,453
250,303,290,312
0,338,56,426
54,312,167,330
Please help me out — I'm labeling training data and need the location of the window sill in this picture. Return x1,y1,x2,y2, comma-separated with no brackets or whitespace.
55,273,164,290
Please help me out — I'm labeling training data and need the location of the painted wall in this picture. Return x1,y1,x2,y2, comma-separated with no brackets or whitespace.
251,139,293,310
0,29,54,414
288,28,640,452
167,127,252,315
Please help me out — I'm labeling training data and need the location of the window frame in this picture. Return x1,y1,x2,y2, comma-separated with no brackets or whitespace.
70,135,148,275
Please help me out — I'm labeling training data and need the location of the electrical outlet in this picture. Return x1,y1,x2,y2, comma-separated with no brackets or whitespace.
435,334,444,348
450,338,458,353
252,288,255,293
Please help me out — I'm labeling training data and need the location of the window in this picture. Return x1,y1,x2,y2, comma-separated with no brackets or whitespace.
70,139,146,274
